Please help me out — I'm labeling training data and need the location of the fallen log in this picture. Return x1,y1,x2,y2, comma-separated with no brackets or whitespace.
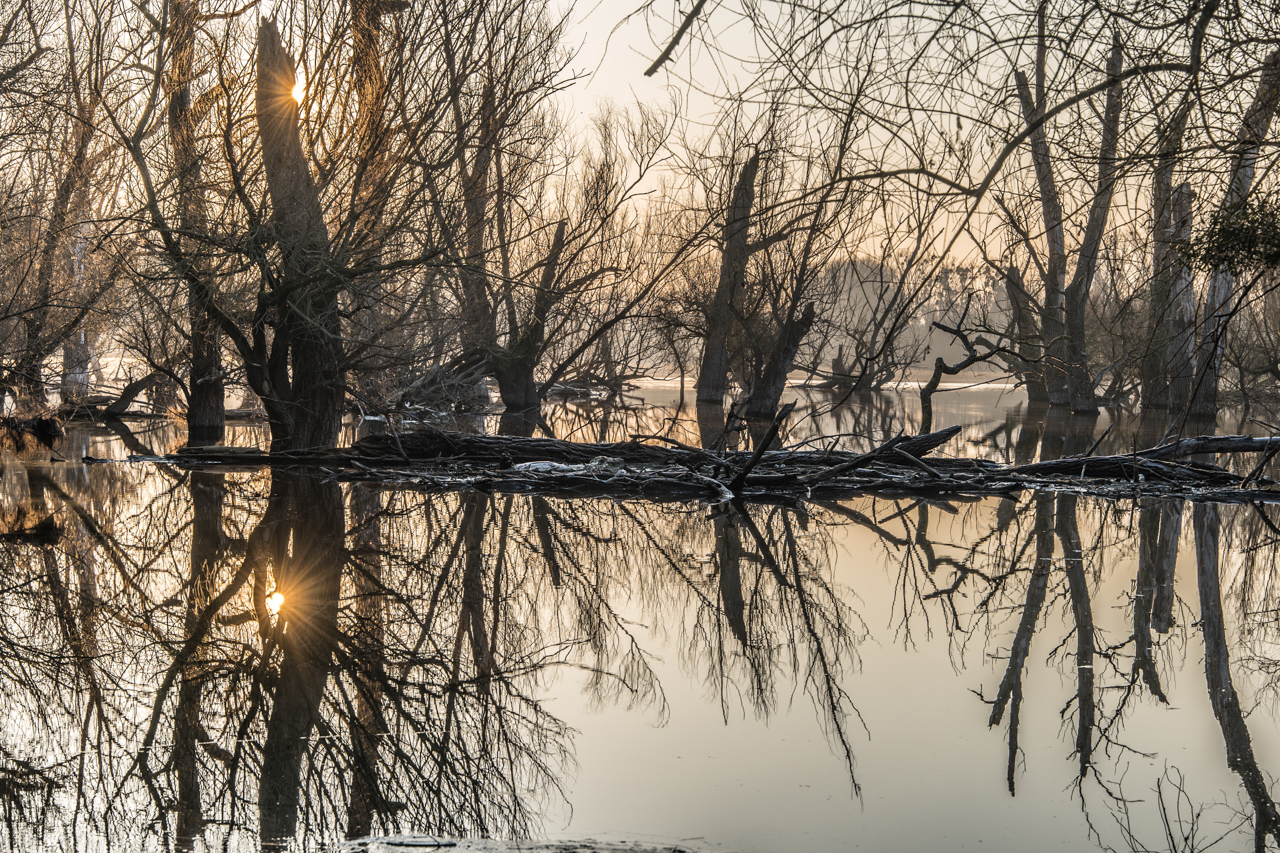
1138,435,1280,460
107,425,1280,505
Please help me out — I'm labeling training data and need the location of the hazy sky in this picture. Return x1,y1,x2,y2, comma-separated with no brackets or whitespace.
563,0,728,127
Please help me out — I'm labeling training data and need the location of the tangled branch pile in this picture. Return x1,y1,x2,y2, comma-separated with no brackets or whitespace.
153,426,1280,505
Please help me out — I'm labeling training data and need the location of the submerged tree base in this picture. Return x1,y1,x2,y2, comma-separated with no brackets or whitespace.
101,425,1280,505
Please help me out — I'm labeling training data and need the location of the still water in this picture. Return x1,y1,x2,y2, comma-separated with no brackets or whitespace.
3,385,1280,852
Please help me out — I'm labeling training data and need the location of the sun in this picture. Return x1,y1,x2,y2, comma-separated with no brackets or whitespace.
291,79,304,103
267,590,284,616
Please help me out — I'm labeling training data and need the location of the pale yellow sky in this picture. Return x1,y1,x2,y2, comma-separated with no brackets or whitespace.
563,0,731,126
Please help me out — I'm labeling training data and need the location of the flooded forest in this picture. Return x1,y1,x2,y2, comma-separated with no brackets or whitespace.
5,0,1280,849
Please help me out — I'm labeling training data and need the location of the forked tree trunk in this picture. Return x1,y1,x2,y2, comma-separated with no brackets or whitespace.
493,220,567,412
696,152,760,405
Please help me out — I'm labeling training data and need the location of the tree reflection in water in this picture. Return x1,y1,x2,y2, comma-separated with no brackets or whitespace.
1,402,1280,850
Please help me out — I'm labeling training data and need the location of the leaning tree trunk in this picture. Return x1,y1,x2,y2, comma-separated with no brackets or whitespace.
168,0,225,443
1190,50,1280,419
256,17,344,451
696,152,760,405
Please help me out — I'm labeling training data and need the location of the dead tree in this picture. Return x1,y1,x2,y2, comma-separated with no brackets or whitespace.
697,152,760,404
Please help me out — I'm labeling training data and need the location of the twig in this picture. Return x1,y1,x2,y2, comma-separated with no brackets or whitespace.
730,401,796,493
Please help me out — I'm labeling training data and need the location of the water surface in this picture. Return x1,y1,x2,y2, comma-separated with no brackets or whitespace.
3,387,1280,852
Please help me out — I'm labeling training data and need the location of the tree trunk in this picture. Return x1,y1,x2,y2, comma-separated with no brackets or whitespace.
1004,265,1048,404
1190,50,1280,419
716,513,747,648
1142,105,1195,410
697,401,729,450
1195,499,1280,847
60,329,92,405
256,18,343,451
458,82,499,358
1166,183,1197,415
169,0,225,444
697,153,760,405
493,220,566,413
745,301,815,419
15,96,97,404
1057,414,1097,776
348,0,395,406
1063,34,1123,414
346,472,386,839
1013,10,1068,407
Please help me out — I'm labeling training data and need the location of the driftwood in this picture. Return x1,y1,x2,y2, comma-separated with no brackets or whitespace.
103,425,1280,505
